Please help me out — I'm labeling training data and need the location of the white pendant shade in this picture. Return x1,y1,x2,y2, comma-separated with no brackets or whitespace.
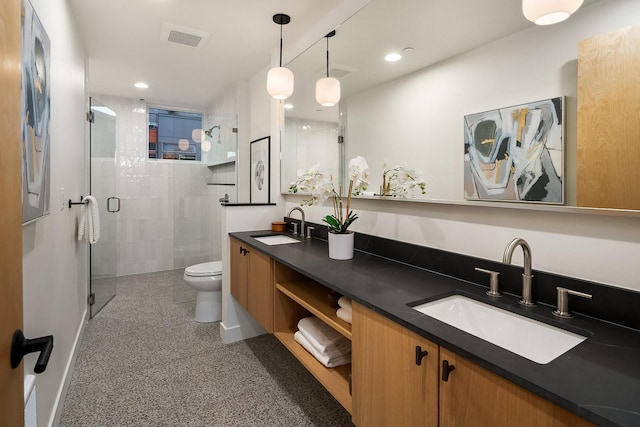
178,138,190,151
267,66,294,100
201,139,211,153
316,77,341,107
522,0,583,25
192,128,203,142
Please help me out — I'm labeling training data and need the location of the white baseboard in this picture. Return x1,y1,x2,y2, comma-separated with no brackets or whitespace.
48,308,87,427
219,320,267,344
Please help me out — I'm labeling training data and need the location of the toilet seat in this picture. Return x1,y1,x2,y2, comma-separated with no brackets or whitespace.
185,261,222,278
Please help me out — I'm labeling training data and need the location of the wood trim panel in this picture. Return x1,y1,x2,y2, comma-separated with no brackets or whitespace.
577,23,640,209
0,0,25,424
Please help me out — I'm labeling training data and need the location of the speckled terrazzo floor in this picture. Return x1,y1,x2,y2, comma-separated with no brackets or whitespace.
59,269,353,427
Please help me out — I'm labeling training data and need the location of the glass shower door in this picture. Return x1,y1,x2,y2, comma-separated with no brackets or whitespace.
89,97,118,317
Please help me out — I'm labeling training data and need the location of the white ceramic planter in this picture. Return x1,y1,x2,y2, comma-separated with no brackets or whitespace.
328,232,354,260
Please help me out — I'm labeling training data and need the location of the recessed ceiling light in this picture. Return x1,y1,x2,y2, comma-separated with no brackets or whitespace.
384,53,402,62
284,103,294,109
134,82,149,89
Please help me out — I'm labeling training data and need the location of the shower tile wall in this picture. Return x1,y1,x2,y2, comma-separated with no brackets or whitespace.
98,96,217,276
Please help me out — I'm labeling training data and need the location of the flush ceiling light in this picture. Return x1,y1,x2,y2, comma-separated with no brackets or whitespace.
522,0,584,25
384,53,402,62
201,140,212,152
316,30,341,107
178,138,190,151
267,13,294,100
134,82,149,89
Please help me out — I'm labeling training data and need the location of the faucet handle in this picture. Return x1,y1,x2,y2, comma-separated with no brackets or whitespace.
553,287,592,318
475,267,502,297
306,226,314,239
292,223,298,236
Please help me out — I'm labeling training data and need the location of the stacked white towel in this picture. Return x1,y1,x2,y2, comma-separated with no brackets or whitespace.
77,195,100,244
295,317,351,368
337,296,352,324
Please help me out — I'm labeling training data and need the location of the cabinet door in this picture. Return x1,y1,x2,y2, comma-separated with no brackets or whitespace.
229,238,248,309
247,249,274,333
352,303,438,427
439,348,594,427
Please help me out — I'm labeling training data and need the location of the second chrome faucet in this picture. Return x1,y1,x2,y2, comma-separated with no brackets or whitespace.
503,238,535,306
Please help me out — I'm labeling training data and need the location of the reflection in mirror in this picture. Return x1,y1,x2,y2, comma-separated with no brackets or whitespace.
282,0,640,212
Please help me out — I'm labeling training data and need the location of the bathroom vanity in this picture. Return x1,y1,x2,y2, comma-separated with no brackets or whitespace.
229,230,640,427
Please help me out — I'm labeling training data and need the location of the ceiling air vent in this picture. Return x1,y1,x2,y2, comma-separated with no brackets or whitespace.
168,30,202,47
316,63,358,79
160,23,209,48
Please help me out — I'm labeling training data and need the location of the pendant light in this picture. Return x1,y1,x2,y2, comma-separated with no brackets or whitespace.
522,0,584,25
316,31,340,107
267,13,294,100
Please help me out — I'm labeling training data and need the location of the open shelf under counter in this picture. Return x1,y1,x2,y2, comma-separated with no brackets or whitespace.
274,330,352,414
275,280,352,340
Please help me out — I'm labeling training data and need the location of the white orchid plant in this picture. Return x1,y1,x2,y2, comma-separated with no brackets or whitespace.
289,156,369,234
380,160,427,197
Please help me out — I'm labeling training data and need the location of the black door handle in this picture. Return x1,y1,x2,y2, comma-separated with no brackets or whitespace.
11,330,54,374
415,345,428,365
442,360,456,382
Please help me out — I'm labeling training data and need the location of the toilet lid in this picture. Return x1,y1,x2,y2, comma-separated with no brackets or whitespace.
185,261,222,277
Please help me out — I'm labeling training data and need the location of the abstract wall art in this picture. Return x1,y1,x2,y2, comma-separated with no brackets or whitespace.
21,0,51,224
464,97,564,204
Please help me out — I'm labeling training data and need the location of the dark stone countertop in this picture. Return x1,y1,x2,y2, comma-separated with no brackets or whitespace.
230,230,640,427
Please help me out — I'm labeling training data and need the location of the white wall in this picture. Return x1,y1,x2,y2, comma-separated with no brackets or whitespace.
21,0,87,425
281,0,640,294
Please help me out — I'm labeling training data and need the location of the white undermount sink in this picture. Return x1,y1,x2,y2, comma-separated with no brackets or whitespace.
253,235,301,245
412,295,587,364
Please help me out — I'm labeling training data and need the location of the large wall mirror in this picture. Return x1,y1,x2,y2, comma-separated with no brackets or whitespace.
281,0,640,212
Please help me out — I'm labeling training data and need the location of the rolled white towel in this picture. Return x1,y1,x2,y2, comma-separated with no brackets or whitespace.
297,317,350,354
294,331,351,368
338,296,352,311
337,307,352,324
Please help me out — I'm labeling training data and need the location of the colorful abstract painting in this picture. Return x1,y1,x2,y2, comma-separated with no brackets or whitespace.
21,0,51,224
464,97,564,204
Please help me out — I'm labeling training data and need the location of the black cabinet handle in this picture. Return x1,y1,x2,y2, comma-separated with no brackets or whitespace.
415,345,428,366
239,246,249,256
11,330,54,374
442,360,455,382
239,246,243,254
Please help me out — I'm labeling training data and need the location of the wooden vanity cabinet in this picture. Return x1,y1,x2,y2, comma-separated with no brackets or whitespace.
229,237,273,332
439,347,594,427
352,302,594,427
352,302,439,427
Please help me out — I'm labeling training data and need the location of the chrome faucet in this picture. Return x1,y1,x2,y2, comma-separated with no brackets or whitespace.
503,238,535,306
288,207,305,237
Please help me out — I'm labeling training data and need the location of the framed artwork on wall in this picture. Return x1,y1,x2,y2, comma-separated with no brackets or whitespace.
21,0,51,224
250,136,270,203
464,97,564,204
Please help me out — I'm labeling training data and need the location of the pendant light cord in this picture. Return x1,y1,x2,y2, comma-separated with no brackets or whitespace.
326,37,330,78
279,25,283,67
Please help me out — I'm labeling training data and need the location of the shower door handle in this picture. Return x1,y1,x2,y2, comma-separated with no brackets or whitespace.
107,196,121,213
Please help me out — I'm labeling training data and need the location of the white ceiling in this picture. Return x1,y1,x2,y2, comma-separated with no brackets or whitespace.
68,0,597,112
67,0,345,110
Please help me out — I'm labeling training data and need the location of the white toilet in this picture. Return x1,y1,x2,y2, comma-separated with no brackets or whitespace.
183,261,222,323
